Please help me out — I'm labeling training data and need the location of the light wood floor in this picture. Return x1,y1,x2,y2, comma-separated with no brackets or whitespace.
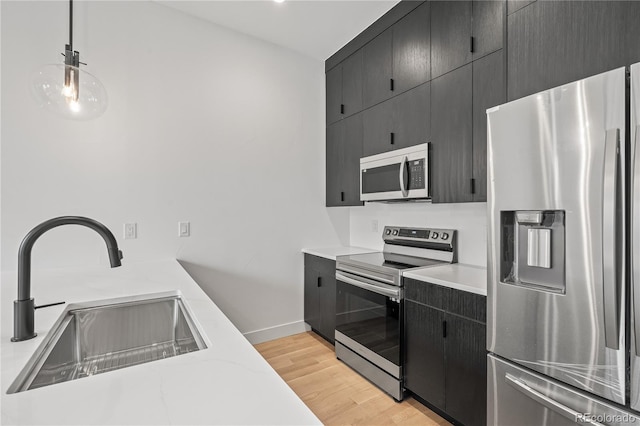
255,332,451,426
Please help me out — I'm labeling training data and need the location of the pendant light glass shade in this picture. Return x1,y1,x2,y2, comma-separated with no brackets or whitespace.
31,63,108,121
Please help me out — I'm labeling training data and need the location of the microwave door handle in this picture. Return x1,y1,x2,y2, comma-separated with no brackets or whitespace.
399,156,409,197
603,128,621,350
634,125,640,357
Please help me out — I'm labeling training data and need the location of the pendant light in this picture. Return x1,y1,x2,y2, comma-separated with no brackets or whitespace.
30,0,107,120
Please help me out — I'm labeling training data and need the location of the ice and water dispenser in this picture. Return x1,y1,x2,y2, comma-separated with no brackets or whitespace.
501,210,566,293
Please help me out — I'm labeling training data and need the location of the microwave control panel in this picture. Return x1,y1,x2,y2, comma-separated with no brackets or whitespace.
408,159,426,189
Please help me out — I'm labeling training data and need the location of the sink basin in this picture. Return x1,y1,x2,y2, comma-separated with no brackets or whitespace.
8,291,207,393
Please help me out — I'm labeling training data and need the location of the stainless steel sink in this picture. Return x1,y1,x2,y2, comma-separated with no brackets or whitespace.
7,291,207,393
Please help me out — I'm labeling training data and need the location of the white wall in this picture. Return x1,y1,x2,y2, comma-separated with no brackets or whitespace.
350,202,487,267
1,1,350,342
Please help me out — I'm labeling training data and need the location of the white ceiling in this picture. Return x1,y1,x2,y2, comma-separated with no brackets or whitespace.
158,0,400,61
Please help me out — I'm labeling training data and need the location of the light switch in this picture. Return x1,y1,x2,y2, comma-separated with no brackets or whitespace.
124,223,137,240
178,221,190,237
527,228,551,268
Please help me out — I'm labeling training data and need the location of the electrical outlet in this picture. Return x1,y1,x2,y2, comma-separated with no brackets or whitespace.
178,221,190,237
124,223,137,239
371,219,379,233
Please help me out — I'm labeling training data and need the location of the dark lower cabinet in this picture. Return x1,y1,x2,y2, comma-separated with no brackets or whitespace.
444,315,487,426
304,254,336,343
404,300,446,410
404,278,487,426
326,114,363,207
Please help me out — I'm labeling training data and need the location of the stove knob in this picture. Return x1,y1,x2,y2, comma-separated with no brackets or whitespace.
385,229,391,235
392,230,398,236
431,232,439,239
442,232,449,240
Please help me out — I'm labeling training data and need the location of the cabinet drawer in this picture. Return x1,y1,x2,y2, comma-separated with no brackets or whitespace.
404,278,448,310
304,254,336,273
448,289,486,323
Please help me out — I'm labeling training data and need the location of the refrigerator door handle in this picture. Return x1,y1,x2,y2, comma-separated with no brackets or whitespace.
603,128,621,350
505,374,606,426
634,125,640,357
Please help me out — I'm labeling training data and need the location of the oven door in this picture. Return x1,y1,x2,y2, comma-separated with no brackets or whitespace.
335,270,402,378
360,143,430,202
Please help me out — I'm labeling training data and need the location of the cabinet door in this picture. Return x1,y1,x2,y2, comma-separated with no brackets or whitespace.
392,2,430,94
342,50,363,118
303,260,320,331
507,1,640,100
318,271,336,343
431,64,473,203
404,300,446,410
326,115,364,207
431,1,472,79
444,315,487,426
472,50,505,202
326,64,343,125
362,98,394,157
472,0,504,60
392,83,430,151
363,29,393,108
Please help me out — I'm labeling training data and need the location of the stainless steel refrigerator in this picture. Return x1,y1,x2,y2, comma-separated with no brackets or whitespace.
487,64,640,425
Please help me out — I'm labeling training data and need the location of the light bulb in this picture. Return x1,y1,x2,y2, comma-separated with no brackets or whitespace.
68,100,81,113
62,84,73,97
274,0,285,3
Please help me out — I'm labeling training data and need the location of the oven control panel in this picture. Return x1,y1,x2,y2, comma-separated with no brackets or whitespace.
382,226,456,250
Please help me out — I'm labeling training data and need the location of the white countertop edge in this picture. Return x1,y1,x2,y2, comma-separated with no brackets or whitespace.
402,263,488,296
302,246,377,261
1,259,321,426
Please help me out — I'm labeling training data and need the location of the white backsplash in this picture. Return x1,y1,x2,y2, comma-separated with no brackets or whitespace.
350,202,487,267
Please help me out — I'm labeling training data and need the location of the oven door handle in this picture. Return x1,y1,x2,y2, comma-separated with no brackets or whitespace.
335,272,400,299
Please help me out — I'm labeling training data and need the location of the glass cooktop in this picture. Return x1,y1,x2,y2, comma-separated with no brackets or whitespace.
337,252,445,272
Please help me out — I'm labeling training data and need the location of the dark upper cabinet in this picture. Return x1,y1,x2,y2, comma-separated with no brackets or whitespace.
404,278,487,426
342,51,364,118
404,300,446,410
392,2,431,94
326,114,364,207
363,29,393,108
431,64,473,203
326,51,363,125
472,0,505,60
326,65,343,125
363,83,430,157
507,1,640,101
303,254,337,344
431,1,472,79
472,50,505,202
444,315,487,426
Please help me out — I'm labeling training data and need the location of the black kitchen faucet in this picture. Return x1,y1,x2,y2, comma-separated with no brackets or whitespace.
12,216,123,342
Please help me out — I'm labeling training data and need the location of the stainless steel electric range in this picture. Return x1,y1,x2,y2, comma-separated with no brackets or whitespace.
335,226,457,401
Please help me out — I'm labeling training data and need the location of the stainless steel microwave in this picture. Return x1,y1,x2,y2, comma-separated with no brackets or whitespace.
360,143,430,202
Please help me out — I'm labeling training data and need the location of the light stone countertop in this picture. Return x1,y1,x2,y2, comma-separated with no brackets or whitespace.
1,259,321,426
301,246,377,261
403,263,488,296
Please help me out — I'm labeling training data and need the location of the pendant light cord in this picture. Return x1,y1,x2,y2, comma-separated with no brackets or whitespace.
69,0,73,51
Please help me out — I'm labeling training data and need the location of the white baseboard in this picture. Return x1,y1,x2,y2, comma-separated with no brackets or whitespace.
243,320,311,345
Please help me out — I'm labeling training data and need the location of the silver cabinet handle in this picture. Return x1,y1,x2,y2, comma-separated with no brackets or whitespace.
603,128,621,350
335,272,400,299
505,374,605,426
634,126,640,356
399,155,409,197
